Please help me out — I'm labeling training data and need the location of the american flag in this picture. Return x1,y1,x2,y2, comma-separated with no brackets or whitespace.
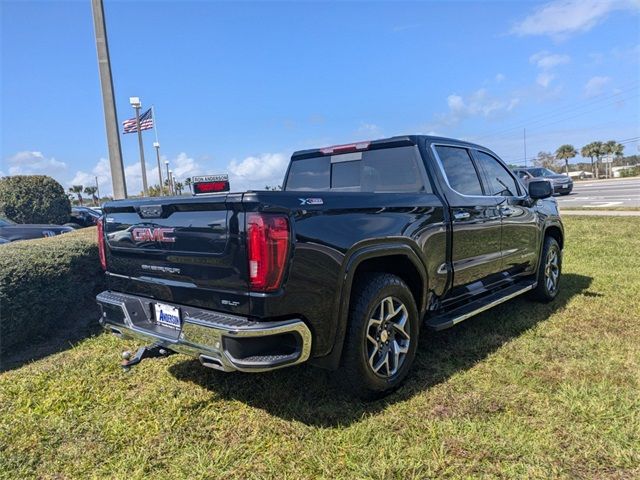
122,108,153,134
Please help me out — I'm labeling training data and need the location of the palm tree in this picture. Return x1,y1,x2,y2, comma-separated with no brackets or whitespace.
581,143,597,178
602,140,625,178
592,141,604,179
613,142,625,160
84,186,98,205
184,177,192,193
69,185,84,206
175,181,184,195
555,144,577,175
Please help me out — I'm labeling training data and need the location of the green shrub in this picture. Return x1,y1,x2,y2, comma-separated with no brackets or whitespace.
0,228,104,358
619,166,640,178
0,175,71,224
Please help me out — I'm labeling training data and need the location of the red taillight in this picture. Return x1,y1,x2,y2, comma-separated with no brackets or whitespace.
247,213,290,292
320,141,370,155
97,217,107,270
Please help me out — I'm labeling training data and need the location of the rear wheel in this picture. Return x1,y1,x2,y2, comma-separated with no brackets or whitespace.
531,236,561,302
339,273,419,400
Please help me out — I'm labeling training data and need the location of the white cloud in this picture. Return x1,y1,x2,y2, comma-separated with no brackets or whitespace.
227,153,288,190
529,51,569,88
510,0,639,39
357,123,382,137
495,73,506,83
437,88,521,125
584,76,611,97
536,72,556,88
5,151,67,177
529,51,571,70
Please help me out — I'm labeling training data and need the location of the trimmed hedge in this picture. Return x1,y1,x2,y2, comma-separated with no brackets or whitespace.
0,175,71,225
0,228,104,359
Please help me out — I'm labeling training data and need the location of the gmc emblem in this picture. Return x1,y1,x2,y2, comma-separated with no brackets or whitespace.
132,227,176,243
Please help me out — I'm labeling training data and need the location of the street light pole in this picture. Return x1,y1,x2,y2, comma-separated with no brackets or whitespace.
129,97,149,196
90,0,127,199
164,161,170,195
95,176,101,204
169,170,174,195
153,142,163,195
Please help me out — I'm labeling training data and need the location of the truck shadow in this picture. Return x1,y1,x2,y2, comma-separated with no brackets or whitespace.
169,273,592,427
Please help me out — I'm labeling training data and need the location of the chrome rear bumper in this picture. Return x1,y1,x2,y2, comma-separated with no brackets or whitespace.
96,291,312,372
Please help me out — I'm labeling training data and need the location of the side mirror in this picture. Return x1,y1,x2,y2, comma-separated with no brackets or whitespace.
528,179,553,200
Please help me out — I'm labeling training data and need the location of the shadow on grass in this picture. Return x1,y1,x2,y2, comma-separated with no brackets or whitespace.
169,273,593,427
0,303,102,373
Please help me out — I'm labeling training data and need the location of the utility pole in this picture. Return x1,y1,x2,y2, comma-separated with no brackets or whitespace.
129,97,149,196
523,128,527,168
154,142,163,195
151,106,163,195
91,0,127,199
95,176,101,203
164,160,171,195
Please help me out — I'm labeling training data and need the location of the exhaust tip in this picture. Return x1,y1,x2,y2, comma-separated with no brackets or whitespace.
199,355,230,372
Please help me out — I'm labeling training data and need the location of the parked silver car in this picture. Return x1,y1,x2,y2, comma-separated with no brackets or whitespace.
513,168,573,195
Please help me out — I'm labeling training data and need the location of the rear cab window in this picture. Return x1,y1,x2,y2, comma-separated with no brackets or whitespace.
284,146,431,193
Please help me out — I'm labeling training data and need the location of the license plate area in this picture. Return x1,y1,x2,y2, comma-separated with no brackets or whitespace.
154,302,181,329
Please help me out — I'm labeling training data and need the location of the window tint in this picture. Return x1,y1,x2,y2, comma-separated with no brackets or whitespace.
515,170,528,179
475,151,520,196
434,146,483,196
331,161,361,189
285,156,330,191
285,146,430,193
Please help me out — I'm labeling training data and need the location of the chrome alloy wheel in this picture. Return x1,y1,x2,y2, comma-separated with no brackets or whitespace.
365,296,411,378
544,247,560,294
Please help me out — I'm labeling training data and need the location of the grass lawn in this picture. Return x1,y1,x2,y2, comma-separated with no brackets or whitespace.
1,217,639,479
559,206,640,212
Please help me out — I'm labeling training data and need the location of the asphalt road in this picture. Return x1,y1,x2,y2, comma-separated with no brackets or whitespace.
555,177,640,208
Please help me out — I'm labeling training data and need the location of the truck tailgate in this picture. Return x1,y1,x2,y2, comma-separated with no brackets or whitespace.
103,195,248,315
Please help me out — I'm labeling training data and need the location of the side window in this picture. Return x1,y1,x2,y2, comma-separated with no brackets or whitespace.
434,146,483,196
475,151,520,196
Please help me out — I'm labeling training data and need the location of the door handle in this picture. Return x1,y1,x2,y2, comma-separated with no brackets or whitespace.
453,211,471,220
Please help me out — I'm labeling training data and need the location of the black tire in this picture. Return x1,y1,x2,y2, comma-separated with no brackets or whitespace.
560,192,571,196
339,273,419,400
531,236,562,302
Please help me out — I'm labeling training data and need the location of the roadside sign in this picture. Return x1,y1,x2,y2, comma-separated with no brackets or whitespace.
192,174,230,195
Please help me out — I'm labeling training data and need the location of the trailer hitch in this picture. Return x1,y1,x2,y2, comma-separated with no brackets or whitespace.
121,343,174,371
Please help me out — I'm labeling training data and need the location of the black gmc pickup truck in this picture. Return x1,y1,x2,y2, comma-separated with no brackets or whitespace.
97,135,563,398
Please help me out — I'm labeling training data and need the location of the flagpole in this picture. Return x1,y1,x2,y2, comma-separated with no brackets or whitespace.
130,97,149,196
151,105,164,195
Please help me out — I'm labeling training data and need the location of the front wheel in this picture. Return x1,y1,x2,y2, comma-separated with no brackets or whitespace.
531,236,562,302
339,273,419,400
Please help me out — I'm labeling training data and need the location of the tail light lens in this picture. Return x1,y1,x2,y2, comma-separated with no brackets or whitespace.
97,217,107,270
247,213,290,292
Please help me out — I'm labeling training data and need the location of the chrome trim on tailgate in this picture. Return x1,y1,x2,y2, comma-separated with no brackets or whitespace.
96,291,312,373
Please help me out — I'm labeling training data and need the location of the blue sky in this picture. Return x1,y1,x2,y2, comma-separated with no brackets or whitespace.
1,0,639,195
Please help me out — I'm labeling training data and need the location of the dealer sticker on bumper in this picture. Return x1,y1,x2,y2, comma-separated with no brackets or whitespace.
154,302,181,329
